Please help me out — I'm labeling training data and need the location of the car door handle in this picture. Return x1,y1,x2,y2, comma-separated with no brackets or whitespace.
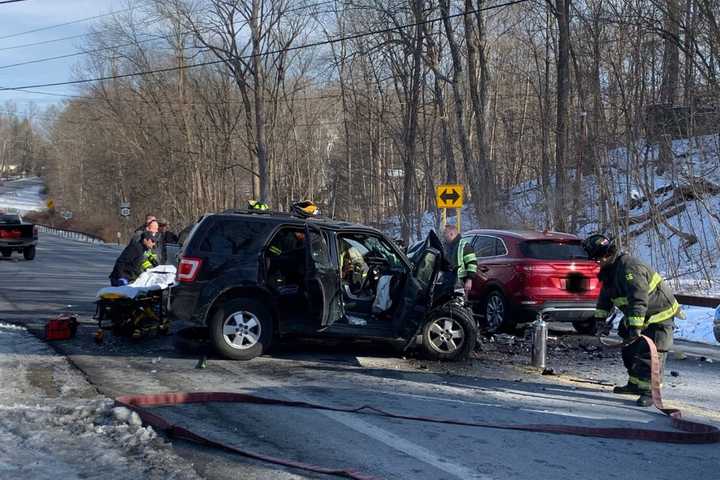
479,266,490,272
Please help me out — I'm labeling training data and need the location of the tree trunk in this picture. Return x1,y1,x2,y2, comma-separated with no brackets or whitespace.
554,0,571,232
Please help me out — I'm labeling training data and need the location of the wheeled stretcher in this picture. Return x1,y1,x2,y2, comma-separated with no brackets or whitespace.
94,266,176,339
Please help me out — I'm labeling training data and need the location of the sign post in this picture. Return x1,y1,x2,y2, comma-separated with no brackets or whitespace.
435,184,464,231
119,201,131,245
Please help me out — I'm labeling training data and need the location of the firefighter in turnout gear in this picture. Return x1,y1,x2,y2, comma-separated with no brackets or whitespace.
443,223,478,296
583,234,680,407
109,232,160,286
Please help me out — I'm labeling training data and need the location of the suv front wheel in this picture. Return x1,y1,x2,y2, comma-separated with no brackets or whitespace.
209,298,273,360
421,303,476,361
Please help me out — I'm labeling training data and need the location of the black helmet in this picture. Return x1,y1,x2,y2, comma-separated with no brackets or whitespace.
582,233,615,260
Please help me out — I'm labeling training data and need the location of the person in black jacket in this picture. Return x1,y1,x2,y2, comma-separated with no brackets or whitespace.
109,232,159,286
583,234,680,407
157,218,178,264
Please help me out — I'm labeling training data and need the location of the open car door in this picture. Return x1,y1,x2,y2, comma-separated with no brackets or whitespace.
396,230,445,339
304,224,344,328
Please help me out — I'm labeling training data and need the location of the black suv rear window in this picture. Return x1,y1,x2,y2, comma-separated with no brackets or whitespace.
519,240,588,260
198,219,271,255
0,214,21,224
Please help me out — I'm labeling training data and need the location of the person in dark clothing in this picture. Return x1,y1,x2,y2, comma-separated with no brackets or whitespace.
131,218,159,243
109,232,159,286
583,234,680,407
442,223,478,297
157,218,178,264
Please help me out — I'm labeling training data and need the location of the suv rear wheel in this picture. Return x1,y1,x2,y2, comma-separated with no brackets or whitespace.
209,298,273,360
484,290,512,333
421,303,476,361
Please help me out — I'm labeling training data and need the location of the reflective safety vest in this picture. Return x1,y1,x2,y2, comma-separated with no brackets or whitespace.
141,250,158,271
594,253,679,329
452,238,478,280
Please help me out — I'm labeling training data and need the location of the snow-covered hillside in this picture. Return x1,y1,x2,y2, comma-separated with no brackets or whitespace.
508,134,720,296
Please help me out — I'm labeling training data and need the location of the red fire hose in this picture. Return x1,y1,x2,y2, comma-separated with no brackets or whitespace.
115,336,719,480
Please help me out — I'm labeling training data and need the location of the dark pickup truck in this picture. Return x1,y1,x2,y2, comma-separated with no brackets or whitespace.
0,213,37,260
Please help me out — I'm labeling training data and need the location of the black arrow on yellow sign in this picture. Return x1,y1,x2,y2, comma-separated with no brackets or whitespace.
440,188,460,204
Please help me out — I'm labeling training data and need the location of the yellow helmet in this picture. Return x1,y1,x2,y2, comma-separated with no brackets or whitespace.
291,200,320,217
248,200,269,211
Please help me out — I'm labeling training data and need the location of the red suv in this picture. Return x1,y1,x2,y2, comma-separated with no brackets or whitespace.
464,229,601,334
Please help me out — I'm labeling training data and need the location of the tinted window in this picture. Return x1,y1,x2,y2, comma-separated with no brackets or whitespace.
309,230,331,268
0,214,21,224
473,236,496,257
520,240,588,260
415,251,438,289
495,238,508,255
199,220,268,255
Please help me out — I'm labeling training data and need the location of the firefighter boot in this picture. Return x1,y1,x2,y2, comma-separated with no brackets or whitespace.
613,382,642,395
636,393,653,407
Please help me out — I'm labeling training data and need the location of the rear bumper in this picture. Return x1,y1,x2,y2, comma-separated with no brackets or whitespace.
0,239,37,250
515,301,597,323
168,284,206,325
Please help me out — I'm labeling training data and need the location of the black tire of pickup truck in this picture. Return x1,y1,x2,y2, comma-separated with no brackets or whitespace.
23,246,35,261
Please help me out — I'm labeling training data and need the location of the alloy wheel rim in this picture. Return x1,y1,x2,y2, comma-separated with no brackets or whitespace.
486,295,504,330
222,311,261,350
427,317,465,353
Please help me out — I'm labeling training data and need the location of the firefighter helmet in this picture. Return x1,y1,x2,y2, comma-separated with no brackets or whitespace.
582,233,616,260
290,200,320,218
248,200,269,211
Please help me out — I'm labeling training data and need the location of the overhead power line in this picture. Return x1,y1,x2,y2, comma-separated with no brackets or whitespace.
0,0,341,51
0,0,530,93
0,0,30,4
0,0,402,64
0,7,133,41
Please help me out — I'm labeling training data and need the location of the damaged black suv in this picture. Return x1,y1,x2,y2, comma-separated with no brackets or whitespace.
169,210,476,361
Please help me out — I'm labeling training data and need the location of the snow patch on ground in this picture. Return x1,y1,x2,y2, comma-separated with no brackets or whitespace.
0,322,201,480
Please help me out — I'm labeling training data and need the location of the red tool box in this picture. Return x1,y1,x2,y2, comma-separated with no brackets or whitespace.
45,315,78,340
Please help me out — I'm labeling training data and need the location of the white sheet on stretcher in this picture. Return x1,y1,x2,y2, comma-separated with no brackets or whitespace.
96,266,177,300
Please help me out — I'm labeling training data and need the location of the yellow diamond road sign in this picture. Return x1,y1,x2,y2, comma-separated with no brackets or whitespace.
436,184,463,209
46,199,54,210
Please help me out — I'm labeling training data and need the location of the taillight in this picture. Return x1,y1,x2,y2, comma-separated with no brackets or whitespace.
33,226,38,237
177,256,202,283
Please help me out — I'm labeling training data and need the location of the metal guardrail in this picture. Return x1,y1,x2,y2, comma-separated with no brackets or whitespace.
675,294,720,309
37,224,106,245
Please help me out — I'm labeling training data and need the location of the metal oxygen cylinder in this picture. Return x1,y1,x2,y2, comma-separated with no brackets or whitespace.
531,311,548,369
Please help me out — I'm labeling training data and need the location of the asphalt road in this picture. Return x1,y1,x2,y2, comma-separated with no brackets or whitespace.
1,232,720,480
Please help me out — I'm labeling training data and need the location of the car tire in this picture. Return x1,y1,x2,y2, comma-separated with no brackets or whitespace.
173,326,212,355
209,298,273,360
421,303,476,361
484,290,513,333
572,319,600,335
23,246,35,261
1,249,10,258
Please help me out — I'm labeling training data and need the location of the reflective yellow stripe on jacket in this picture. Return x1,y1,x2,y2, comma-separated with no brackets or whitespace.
646,300,680,327
648,272,663,293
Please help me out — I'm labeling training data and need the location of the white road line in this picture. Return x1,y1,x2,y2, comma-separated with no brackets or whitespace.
220,362,494,480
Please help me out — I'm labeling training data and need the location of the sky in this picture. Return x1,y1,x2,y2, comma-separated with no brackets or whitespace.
0,0,117,112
